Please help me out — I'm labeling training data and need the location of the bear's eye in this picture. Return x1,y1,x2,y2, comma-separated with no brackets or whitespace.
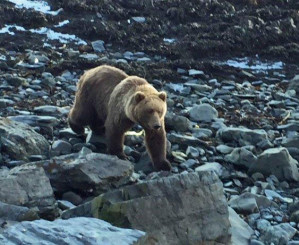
148,109,154,114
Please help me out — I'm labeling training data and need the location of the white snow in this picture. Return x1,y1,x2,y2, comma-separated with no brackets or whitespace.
7,0,62,15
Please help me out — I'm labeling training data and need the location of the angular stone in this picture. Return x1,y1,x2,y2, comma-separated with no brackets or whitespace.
51,140,72,155
34,152,134,195
165,113,191,132
168,133,208,147
260,223,297,245
0,201,39,222
34,105,69,117
195,162,224,176
229,193,259,214
61,171,231,244
91,40,105,53
0,217,146,244
229,207,254,245
248,148,299,181
8,115,59,128
0,165,57,219
217,127,269,146
0,118,49,161
224,147,257,169
189,103,218,122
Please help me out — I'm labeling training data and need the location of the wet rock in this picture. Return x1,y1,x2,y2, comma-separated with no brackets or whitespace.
57,200,76,210
264,189,292,204
229,193,259,214
34,105,69,117
59,128,79,139
195,162,224,176
224,147,257,169
282,136,299,148
34,152,134,195
0,201,39,222
51,140,72,156
288,75,299,97
165,113,191,132
192,128,213,139
217,127,269,147
0,99,14,108
248,148,299,182
188,69,204,77
91,40,105,53
41,72,56,89
0,165,57,220
79,53,99,60
8,115,59,128
168,133,209,147
277,123,299,132
62,171,231,244
189,103,218,122
290,210,299,223
5,75,26,87
260,223,297,245
216,145,234,154
229,207,254,245
0,118,49,161
0,217,146,245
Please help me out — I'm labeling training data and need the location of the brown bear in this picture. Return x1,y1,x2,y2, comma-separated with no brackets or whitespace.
68,65,171,171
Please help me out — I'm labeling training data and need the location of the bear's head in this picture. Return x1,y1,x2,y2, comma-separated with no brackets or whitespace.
127,91,167,130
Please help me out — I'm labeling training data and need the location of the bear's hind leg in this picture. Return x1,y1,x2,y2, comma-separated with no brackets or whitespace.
68,108,86,135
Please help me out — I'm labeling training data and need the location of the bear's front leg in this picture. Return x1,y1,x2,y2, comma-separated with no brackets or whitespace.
145,124,171,171
106,127,127,160
105,116,133,160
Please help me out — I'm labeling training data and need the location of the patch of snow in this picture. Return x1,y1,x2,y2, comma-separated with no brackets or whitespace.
0,24,86,45
224,57,284,70
8,0,63,15
30,27,87,45
54,20,70,28
0,25,26,35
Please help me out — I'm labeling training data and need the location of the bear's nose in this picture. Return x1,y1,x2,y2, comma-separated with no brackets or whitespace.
153,125,161,130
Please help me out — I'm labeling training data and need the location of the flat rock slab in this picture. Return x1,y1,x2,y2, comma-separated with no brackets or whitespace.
0,217,146,245
248,147,299,182
0,165,57,220
34,152,134,195
62,171,231,245
0,118,49,161
229,207,254,245
217,127,269,146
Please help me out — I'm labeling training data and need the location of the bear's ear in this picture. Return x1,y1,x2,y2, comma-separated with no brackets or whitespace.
134,92,145,103
158,91,167,102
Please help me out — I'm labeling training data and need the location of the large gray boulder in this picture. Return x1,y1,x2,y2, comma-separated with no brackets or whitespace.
34,152,134,195
0,165,58,219
224,147,257,169
62,171,231,245
248,148,299,182
0,118,49,161
260,223,297,245
0,217,146,245
189,103,218,122
0,201,39,222
217,127,269,147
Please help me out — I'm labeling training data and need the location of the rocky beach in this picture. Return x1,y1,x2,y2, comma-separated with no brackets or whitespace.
0,0,299,244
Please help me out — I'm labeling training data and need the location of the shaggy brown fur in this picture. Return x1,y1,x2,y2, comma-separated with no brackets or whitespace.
68,65,171,171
